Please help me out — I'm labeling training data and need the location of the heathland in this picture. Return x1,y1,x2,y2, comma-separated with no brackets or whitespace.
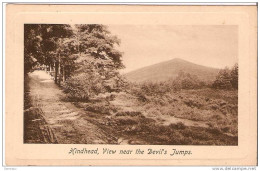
24,24,238,145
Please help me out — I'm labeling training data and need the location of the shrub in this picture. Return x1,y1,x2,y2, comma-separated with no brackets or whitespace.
183,98,202,108
221,126,230,133
83,102,118,115
115,111,143,117
208,127,222,135
230,63,238,89
64,72,105,101
169,122,186,130
171,71,208,90
212,63,238,90
115,117,138,125
64,61,126,101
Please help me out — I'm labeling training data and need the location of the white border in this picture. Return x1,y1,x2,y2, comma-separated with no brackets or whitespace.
1,1,259,171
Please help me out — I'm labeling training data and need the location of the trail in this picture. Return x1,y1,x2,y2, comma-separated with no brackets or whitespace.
26,70,117,144
24,71,237,145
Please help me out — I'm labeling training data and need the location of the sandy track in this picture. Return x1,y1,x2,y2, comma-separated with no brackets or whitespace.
27,70,116,144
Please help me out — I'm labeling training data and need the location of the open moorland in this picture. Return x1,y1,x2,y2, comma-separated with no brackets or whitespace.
24,24,238,145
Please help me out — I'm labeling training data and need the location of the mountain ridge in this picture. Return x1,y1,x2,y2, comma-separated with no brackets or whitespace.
124,58,220,83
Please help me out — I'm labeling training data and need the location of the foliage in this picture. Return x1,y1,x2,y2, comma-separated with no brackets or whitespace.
75,24,124,69
230,63,238,89
64,55,126,101
171,71,208,90
129,71,208,103
62,25,125,100
24,24,73,73
212,63,238,90
24,25,42,73
25,24,125,100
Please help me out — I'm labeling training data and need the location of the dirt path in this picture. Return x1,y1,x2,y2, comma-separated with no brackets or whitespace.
27,70,117,144
25,71,237,145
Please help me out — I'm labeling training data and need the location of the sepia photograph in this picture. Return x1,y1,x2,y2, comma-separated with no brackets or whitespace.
5,4,257,166
24,24,238,145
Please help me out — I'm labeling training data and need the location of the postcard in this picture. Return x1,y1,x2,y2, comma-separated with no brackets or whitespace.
5,4,257,166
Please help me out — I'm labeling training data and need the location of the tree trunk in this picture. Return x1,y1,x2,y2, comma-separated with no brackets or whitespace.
58,54,61,86
54,62,58,84
67,67,70,78
63,65,66,82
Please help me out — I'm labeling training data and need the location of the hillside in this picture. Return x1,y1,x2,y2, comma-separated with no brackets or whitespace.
124,58,220,83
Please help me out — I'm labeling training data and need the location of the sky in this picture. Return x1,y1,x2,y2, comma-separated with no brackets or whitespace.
108,25,238,74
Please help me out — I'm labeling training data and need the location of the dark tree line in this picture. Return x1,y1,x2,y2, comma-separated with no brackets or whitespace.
25,24,125,100
212,63,238,90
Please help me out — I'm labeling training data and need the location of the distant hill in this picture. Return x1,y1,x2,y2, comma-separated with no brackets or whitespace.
124,58,220,83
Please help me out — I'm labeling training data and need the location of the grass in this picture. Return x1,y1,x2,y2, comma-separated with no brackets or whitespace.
128,86,238,141
65,82,238,145
109,113,237,145
71,88,238,145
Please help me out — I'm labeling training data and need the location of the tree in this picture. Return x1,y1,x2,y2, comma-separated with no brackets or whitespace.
40,24,74,84
24,24,42,73
172,71,205,90
230,63,238,89
212,64,238,90
63,24,125,100
74,24,124,69
24,24,125,97
24,24,73,71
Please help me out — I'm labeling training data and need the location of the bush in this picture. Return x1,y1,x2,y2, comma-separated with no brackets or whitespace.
212,63,238,90
115,117,138,125
84,102,118,115
183,98,202,108
64,61,126,101
129,72,208,104
64,72,105,101
230,63,238,89
169,122,186,130
115,111,143,117
172,71,208,90
208,127,222,135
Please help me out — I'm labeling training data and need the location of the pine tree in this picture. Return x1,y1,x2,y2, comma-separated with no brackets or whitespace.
230,63,238,89
212,65,238,90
